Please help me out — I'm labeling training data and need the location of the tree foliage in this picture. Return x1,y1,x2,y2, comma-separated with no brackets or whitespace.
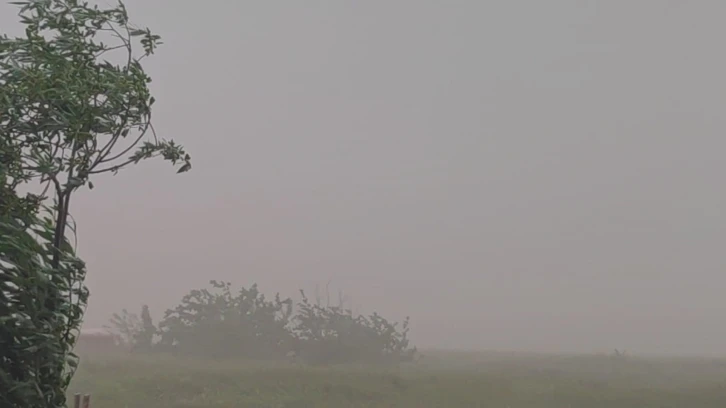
136,304,156,352
116,282,417,365
157,281,295,360
0,210,87,407
106,308,140,348
292,291,415,365
1,0,190,406
1,0,190,269
105,305,155,352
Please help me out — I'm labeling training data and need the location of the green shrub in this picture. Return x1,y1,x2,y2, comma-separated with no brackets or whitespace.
157,281,294,359
112,281,416,365
292,291,416,365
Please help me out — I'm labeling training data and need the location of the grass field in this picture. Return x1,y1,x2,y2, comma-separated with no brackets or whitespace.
68,351,726,407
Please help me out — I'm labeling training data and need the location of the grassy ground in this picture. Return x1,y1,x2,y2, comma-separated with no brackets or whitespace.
68,351,726,407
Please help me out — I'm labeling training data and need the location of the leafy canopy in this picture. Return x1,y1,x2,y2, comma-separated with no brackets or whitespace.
1,0,191,209
1,0,191,406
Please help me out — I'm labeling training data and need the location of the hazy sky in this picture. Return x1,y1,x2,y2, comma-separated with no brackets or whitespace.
4,1,726,355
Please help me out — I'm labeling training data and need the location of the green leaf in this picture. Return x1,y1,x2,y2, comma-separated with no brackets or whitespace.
177,162,191,173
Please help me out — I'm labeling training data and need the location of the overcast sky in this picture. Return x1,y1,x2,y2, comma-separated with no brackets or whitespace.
3,0,726,355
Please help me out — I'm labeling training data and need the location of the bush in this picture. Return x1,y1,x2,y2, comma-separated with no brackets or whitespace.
292,291,416,365
157,281,294,359
111,281,417,365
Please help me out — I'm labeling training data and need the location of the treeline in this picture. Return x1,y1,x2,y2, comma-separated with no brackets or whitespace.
108,281,417,365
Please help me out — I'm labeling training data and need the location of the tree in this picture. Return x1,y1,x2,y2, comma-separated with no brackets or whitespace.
1,0,190,268
0,0,191,406
293,291,416,365
158,281,295,359
105,305,155,351
135,305,156,351
106,308,141,349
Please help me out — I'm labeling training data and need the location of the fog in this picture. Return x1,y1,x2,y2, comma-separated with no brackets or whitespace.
4,1,726,356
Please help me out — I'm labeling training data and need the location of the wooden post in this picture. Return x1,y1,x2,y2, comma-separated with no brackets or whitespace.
73,394,81,408
81,394,91,408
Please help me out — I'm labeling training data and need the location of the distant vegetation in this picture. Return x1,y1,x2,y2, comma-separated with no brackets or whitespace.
107,281,417,365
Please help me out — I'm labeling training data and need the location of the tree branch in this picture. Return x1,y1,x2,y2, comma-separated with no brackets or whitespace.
95,121,149,165
87,156,138,175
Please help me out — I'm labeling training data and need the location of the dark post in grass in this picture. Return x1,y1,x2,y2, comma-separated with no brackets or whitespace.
72,394,91,408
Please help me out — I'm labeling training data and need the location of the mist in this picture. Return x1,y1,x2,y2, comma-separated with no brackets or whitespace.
4,0,726,356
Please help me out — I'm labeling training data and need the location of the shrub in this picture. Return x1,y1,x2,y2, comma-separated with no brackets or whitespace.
113,281,417,365
292,291,416,365
157,281,294,359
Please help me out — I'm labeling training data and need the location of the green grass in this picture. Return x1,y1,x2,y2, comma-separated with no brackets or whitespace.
68,351,726,407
